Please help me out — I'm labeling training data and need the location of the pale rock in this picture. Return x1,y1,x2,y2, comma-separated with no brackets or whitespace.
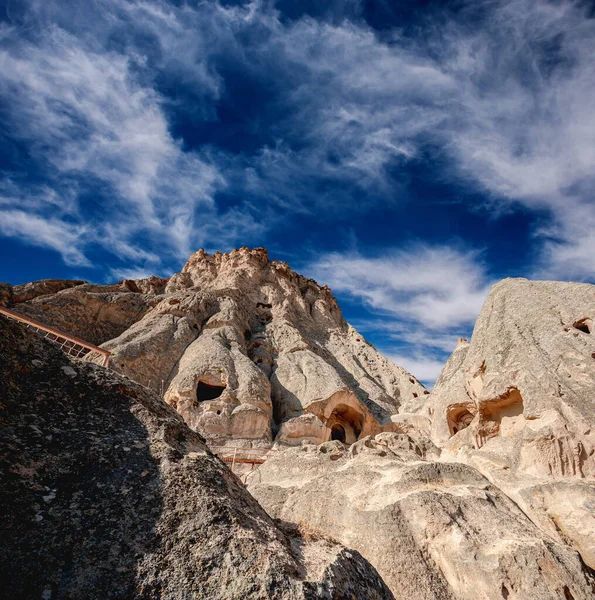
247,434,595,600
423,278,595,569
10,281,161,345
13,248,425,447
0,316,394,600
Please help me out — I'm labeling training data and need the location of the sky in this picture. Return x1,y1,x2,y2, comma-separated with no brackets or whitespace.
1,0,595,385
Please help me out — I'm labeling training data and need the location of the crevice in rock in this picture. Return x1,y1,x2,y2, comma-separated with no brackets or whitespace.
197,381,226,402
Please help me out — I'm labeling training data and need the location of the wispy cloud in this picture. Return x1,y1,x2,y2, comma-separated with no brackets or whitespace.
306,244,493,384
3,0,595,278
308,245,491,329
2,0,595,382
0,17,234,271
0,210,90,267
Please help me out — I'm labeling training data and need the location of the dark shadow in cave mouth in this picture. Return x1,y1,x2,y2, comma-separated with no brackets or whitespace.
197,381,226,401
331,423,346,443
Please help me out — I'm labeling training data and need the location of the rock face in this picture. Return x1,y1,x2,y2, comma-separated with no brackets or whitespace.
9,278,165,346
0,316,394,599
421,279,595,569
5,248,426,448
247,435,595,600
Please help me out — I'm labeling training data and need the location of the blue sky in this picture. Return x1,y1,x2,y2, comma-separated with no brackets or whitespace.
1,0,595,384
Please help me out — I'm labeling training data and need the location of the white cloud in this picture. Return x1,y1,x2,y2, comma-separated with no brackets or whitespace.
109,266,158,281
309,245,491,329
307,244,492,384
0,21,230,269
5,0,595,278
386,353,446,388
0,210,90,266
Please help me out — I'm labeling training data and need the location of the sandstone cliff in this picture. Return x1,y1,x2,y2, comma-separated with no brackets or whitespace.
247,436,595,599
6,247,426,448
0,316,394,599
420,279,595,570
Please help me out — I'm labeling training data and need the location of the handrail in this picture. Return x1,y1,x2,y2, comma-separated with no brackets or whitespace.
0,305,111,367
210,445,277,468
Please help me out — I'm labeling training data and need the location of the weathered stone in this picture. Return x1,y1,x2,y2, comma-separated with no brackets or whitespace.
12,282,160,346
0,281,12,307
422,278,595,569
0,317,394,600
16,247,425,447
247,435,595,600
11,278,87,303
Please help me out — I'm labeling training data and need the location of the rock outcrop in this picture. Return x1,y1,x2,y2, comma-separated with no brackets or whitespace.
0,316,394,599
9,278,166,346
247,435,595,599
5,248,426,448
4,261,595,599
419,279,595,569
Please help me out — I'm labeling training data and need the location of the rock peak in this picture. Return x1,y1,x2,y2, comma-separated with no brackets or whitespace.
8,249,426,450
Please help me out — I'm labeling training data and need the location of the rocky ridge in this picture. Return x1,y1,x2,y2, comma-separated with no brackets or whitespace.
0,316,394,599
6,247,426,448
4,256,595,599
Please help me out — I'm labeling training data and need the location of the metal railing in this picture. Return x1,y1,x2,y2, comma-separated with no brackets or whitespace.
210,445,277,470
0,306,111,367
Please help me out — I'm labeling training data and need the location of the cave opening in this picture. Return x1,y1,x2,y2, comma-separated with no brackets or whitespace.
197,381,226,402
326,404,364,445
573,318,592,334
331,424,346,443
447,405,475,437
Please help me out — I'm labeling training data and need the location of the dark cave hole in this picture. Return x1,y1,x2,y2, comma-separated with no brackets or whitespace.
331,424,346,443
197,381,226,402
573,318,592,334
563,586,575,600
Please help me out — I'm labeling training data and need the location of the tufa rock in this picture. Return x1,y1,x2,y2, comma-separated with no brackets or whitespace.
247,434,595,600
0,316,394,600
10,247,426,448
421,278,595,569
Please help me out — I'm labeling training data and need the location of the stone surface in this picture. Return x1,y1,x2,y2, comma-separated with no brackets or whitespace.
11,278,88,303
0,316,394,600
0,281,12,307
422,278,595,569
9,280,161,346
9,248,426,447
247,434,595,600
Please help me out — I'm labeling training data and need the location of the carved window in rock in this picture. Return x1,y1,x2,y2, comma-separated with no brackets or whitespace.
573,318,593,334
326,404,364,445
447,405,476,437
476,388,524,447
197,381,226,402
331,424,346,443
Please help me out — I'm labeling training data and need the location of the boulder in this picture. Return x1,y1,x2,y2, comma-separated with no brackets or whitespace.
422,278,595,569
0,316,394,600
247,435,595,600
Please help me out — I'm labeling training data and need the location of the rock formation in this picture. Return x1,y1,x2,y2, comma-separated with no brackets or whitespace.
5,259,595,599
0,316,394,599
247,436,595,599
5,278,164,345
6,247,426,448
419,279,595,570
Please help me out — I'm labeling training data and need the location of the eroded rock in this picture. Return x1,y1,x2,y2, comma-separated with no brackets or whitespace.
422,278,595,569
247,435,595,600
0,317,393,600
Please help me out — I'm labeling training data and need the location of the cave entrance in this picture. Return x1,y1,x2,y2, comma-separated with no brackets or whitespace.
326,404,364,445
447,405,475,437
197,381,226,402
331,424,346,443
